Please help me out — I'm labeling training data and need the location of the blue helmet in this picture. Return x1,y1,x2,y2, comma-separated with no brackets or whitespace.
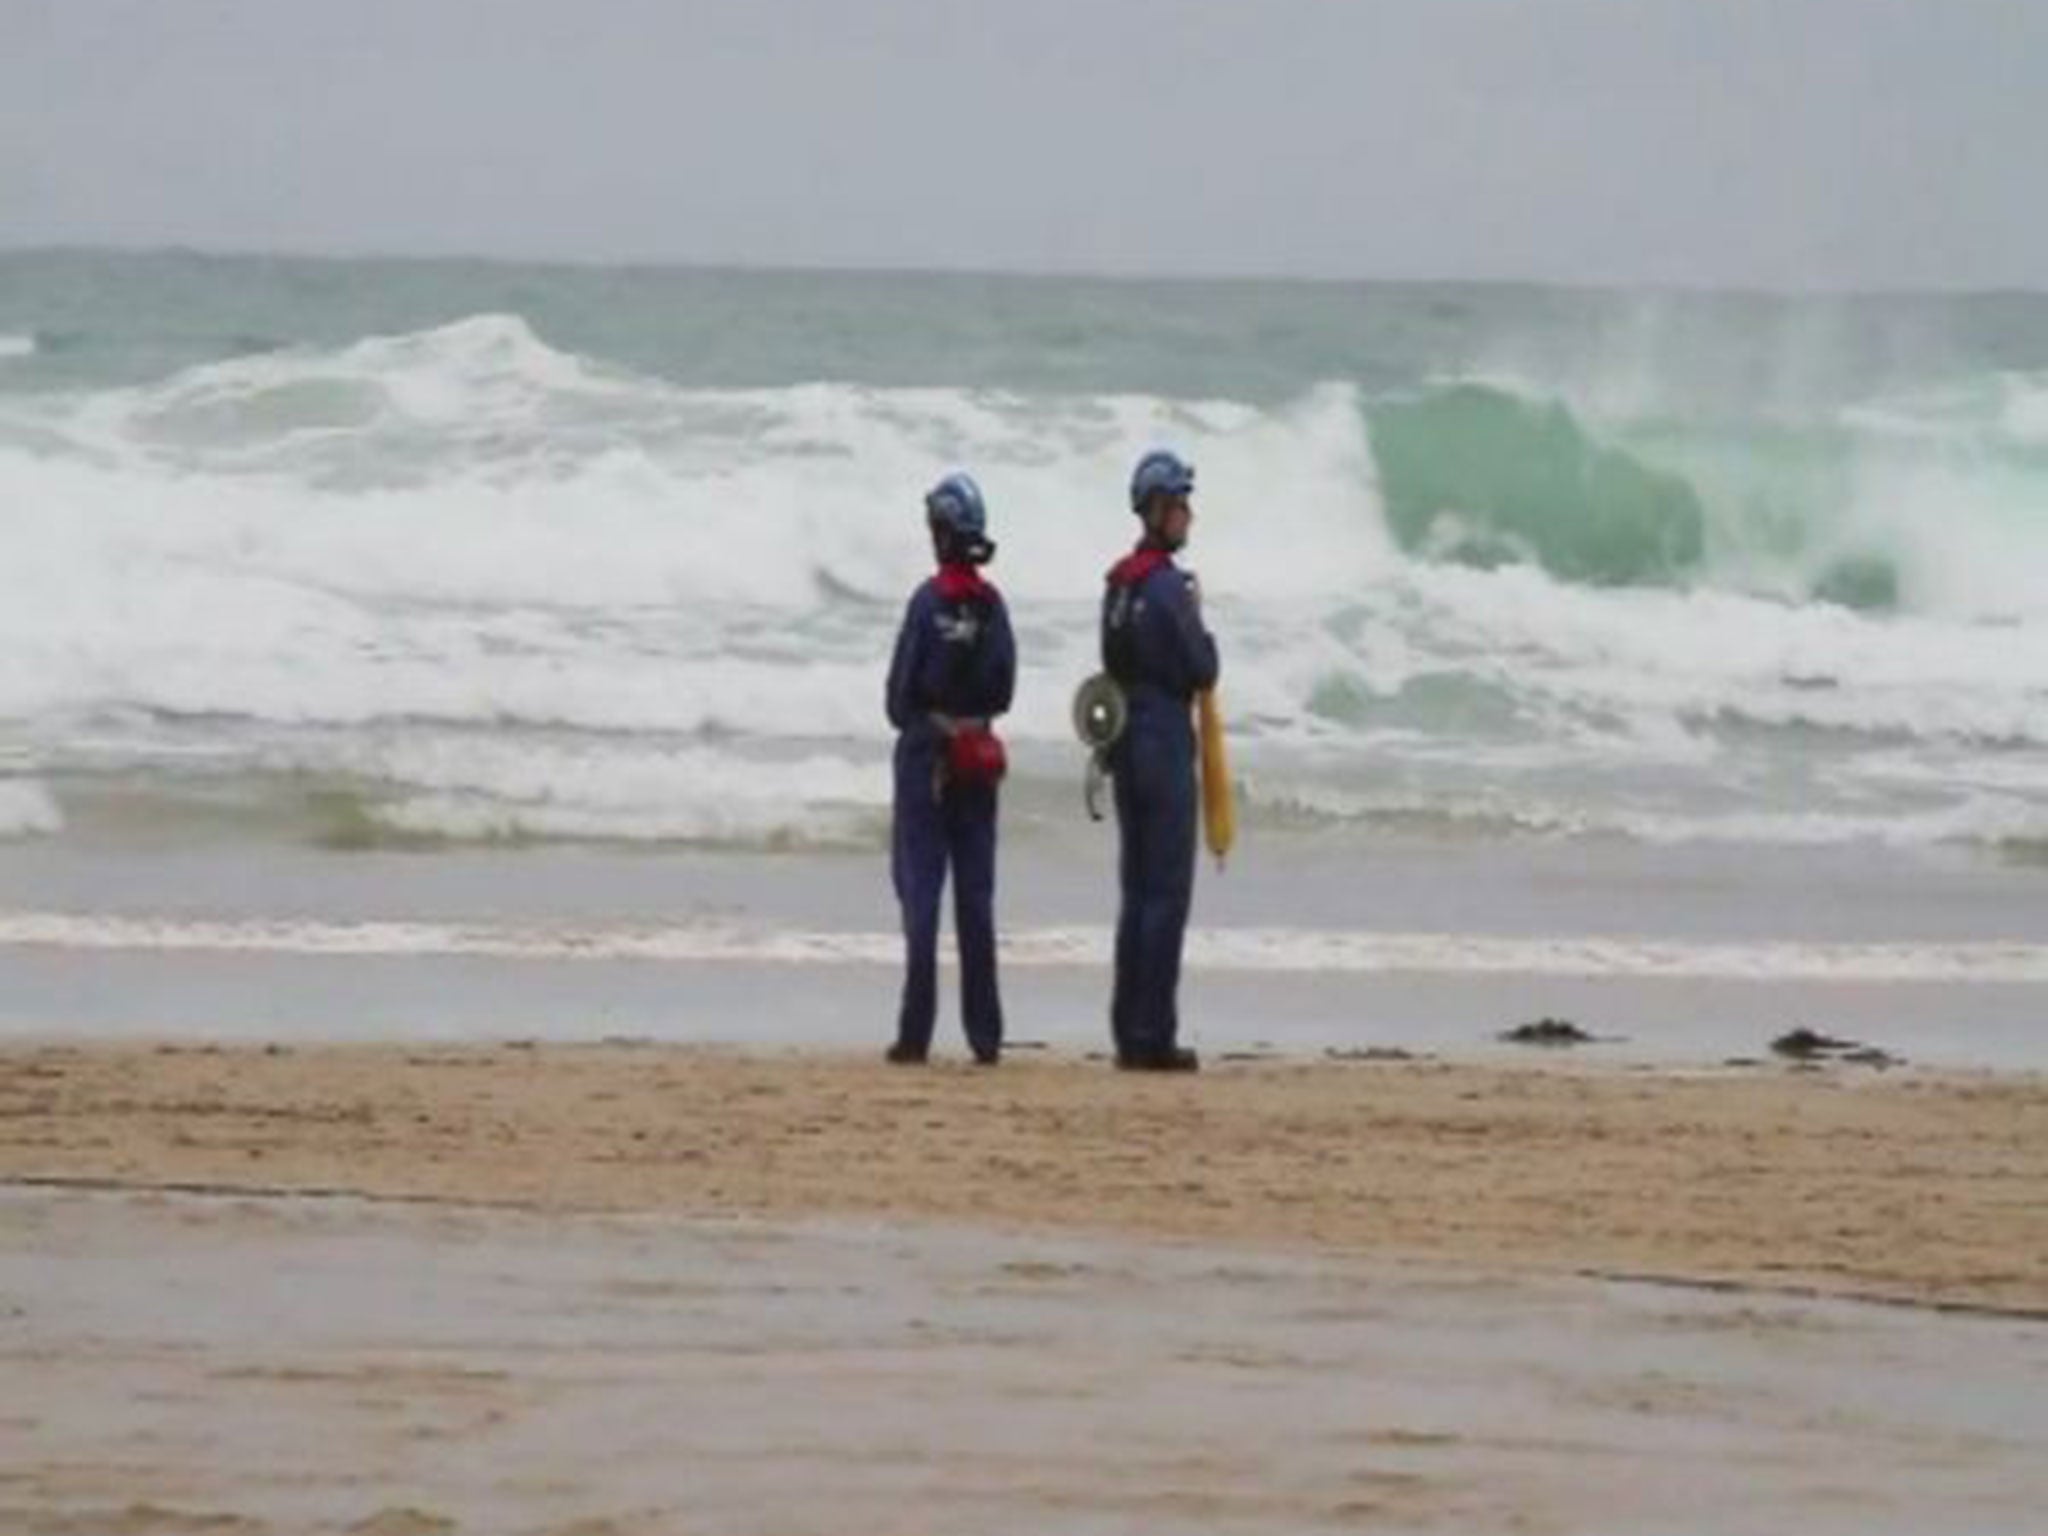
1129,448,1195,513
924,471,987,538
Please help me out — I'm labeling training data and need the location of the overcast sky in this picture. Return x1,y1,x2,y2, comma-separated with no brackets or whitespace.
3,0,2043,290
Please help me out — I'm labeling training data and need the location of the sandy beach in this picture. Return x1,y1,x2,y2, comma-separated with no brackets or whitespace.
6,1184,2046,1536
4,1043,2045,1315
5,1045,2048,1534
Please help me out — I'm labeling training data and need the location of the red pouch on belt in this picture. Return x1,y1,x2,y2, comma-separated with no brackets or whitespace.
947,725,1008,787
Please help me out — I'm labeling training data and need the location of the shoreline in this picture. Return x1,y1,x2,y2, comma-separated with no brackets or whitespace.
5,1041,2045,1317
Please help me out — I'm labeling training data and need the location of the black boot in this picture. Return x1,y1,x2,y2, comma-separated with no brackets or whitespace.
885,1042,928,1065
1115,1045,1199,1073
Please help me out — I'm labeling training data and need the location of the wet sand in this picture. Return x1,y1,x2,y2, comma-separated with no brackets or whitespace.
4,1187,2046,1536
6,1045,2048,1533
3,1043,2046,1314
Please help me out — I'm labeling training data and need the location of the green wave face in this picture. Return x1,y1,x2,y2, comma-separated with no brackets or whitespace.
1369,384,1707,587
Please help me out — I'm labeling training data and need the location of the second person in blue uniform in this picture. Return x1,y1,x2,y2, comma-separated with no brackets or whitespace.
1101,449,1219,1072
884,472,1017,1065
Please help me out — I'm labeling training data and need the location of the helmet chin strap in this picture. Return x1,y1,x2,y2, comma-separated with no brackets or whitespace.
934,523,995,566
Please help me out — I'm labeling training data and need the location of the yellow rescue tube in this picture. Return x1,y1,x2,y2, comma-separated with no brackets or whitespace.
1196,688,1235,866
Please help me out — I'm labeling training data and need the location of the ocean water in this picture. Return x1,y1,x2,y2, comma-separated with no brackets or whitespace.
2,250,2045,1052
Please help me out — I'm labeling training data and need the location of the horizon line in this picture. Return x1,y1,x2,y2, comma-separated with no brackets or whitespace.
4,239,2042,305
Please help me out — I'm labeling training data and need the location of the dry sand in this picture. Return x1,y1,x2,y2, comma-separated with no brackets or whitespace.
3,1042,2045,1315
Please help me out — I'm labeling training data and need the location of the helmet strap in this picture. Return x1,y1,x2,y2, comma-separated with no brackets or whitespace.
935,524,994,566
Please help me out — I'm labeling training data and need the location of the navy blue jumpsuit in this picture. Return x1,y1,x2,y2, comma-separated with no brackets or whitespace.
1102,549,1220,1058
885,569,1017,1058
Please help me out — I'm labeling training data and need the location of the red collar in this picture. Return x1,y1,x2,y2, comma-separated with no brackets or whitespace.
934,563,994,602
1107,545,1173,587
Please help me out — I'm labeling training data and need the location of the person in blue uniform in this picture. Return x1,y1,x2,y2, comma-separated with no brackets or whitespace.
1101,449,1218,1072
884,472,1017,1065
